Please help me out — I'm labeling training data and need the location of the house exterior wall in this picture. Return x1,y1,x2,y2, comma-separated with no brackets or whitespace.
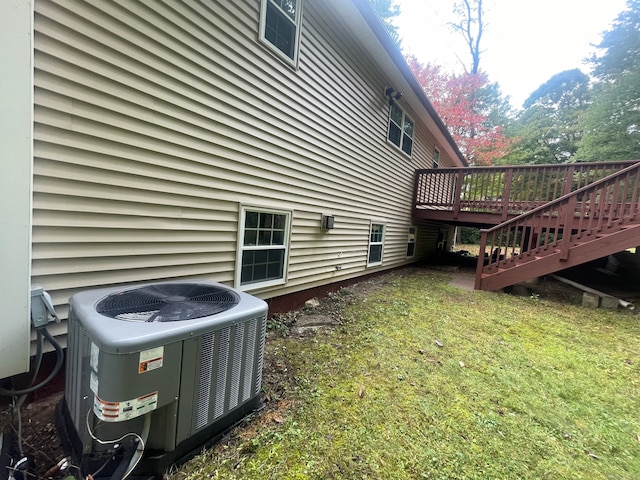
31,0,462,344
0,0,33,378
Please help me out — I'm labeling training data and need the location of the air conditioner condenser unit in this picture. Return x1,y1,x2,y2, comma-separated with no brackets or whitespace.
58,280,268,478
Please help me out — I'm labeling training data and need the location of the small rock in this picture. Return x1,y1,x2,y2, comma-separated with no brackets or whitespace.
304,298,320,309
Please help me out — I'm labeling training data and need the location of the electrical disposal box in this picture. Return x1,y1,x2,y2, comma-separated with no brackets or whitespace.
60,280,268,477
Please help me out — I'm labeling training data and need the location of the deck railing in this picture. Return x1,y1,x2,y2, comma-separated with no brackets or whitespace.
414,161,639,221
475,161,640,288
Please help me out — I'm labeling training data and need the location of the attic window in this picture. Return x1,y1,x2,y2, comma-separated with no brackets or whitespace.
260,0,302,66
388,103,414,156
433,148,440,168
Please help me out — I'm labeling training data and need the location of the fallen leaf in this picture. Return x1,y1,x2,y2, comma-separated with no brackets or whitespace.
358,386,365,398
434,339,443,347
273,416,285,424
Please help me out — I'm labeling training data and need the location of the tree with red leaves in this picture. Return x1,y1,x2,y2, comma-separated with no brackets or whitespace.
408,57,512,166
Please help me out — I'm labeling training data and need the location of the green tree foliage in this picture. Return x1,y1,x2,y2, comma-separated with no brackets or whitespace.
576,0,640,161
459,226,480,244
369,0,401,45
500,69,590,165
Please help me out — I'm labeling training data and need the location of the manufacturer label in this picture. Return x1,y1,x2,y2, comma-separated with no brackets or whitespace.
93,391,158,422
139,346,164,373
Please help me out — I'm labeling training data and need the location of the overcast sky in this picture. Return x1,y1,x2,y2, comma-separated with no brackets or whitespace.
394,0,627,109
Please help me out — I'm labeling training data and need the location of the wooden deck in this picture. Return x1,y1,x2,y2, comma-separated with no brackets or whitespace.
413,161,640,290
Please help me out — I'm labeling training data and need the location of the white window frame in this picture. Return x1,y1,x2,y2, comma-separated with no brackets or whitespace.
235,205,292,290
259,0,303,67
387,103,414,157
406,226,417,258
367,222,385,267
433,148,440,168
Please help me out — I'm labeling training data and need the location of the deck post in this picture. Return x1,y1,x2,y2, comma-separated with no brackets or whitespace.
475,230,489,290
562,165,575,197
501,169,513,221
453,170,464,219
559,195,577,261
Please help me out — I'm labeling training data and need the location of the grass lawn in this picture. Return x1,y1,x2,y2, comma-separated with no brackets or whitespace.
170,268,640,480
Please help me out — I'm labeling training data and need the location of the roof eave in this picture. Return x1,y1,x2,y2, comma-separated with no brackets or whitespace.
349,0,468,167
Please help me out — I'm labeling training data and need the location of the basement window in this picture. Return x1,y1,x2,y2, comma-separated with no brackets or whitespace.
406,226,416,258
237,207,291,289
260,0,303,66
368,223,385,266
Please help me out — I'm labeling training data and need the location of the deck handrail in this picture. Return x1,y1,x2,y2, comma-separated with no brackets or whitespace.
414,161,639,218
475,161,640,288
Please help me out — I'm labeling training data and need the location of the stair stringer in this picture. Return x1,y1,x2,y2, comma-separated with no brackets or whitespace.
478,222,640,291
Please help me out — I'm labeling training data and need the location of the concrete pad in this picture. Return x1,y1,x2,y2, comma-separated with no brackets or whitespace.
449,274,475,291
294,314,335,334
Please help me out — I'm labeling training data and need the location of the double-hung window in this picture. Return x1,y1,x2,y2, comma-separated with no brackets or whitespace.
368,223,385,266
260,0,303,66
237,207,291,289
388,103,414,156
433,148,440,168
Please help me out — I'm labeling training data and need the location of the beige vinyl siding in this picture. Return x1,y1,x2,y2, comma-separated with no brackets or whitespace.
33,0,457,345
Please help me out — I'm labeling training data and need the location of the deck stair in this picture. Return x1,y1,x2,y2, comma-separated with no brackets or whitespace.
475,161,640,291
413,160,640,290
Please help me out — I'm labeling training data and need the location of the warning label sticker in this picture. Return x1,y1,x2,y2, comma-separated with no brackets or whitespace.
93,391,158,422
138,346,164,374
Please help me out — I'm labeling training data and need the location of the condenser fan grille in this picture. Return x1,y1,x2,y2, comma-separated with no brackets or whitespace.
96,283,240,322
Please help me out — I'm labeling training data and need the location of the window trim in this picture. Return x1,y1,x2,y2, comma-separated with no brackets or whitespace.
235,205,292,291
259,0,303,68
387,103,414,157
433,148,440,168
367,222,386,267
406,226,417,258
